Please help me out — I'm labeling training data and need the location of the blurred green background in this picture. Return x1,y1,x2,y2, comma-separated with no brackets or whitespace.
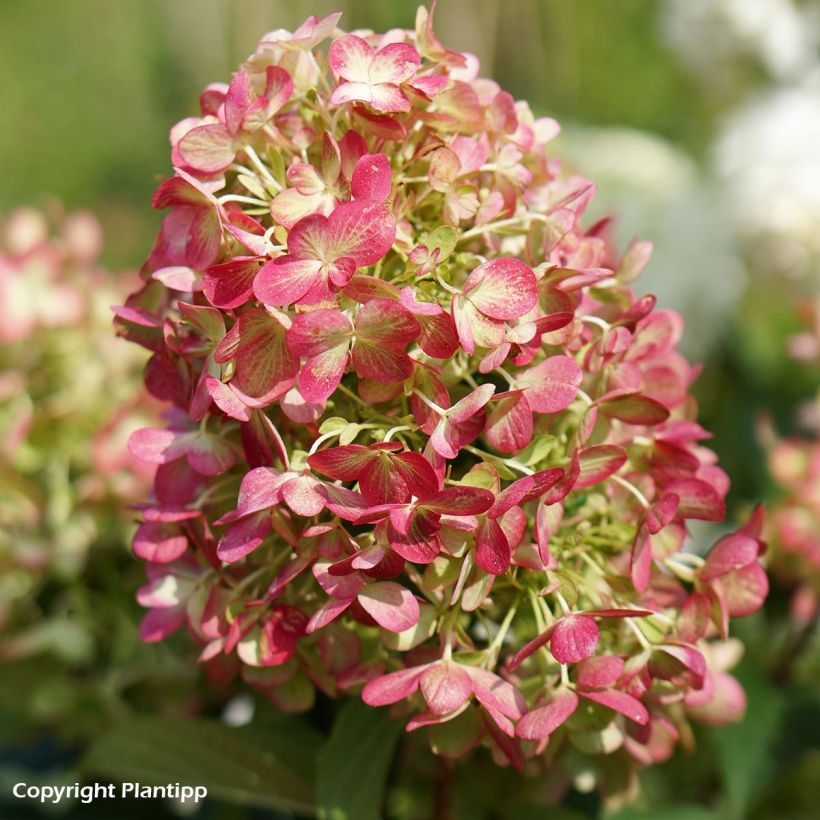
1,1,818,818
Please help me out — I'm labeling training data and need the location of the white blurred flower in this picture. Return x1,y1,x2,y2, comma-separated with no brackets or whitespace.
662,0,818,82
715,78,820,281
560,127,743,357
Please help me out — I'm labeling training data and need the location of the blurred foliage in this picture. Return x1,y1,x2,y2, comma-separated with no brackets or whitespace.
0,1,817,818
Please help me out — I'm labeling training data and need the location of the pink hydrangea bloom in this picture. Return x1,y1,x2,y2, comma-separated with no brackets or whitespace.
118,4,769,799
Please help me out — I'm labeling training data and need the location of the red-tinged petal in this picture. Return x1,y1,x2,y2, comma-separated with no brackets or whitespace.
206,377,251,422
133,521,188,563
474,517,510,575
152,266,201,292
267,554,313,599
370,42,421,84
716,563,769,617
701,532,760,581
423,486,495,516
598,391,670,425
507,626,555,672
576,655,625,689
519,355,582,414
270,188,327,230
328,34,375,82
685,672,747,726
308,444,373,481
351,153,392,202
355,297,420,348
420,662,473,715
178,123,235,173
330,81,375,107
575,444,628,490
281,475,327,517
649,644,706,688
217,512,271,563
644,493,680,535
203,257,261,309
630,525,653,593
323,484,372,522
254,257,323,306
463,258,537,320
139,607,187,643
550,615,600,665
234,466,287,517
582,608,653,618
327,200,396,266
490,468,562,519
351,343,414,383
466,666,526,720
128,428,187,464
288,309,353,357
306,596,355,633
367,83,412,114
580,689,649,725
358,451,438,505
484,390,532,454
362,664,429,707
224,71,251,134
679,593,713,643
358,581,419,632
300,345,349,403
447,383,496,424
417,310,459,359
387,516,442,564
516,690,579,740
665,478,726,522
185,432,236,476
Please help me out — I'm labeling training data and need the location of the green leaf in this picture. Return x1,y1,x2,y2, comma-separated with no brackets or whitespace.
318,699,402,820
712,665,785,820
82,715,317,814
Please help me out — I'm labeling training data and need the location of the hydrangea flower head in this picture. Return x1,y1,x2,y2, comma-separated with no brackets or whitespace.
119,5,768,800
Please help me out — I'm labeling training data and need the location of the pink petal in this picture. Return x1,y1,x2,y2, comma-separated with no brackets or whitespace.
362,664,429,706
580,689,649,725
575,444,628,490
217,512,271,562
423,486,494,516
665,478,726,522
447,383,496,424
519,355,582,414
369,42,421,85
598,391,670,425
128,428,187,464
351,153,392,202
308,444,373,481
139,607,187,643
516,689,579,740
234,466,286,517
327,200,396,266
133,521,188,563
716,563,769,617
420,662,473,715
701,532,760,581
306,596,355,633
463,258,537,320
253,257,323,306
549,615,600,664
367,83,412,114
288,309,353,357
185,432,236,476
484,390,532,454
281,475,327,517
178,123,235,174
576,655,625,689
328,34,375,83
474,517,510,575
466,666,526,719
630,525,653,593
203,256,261,309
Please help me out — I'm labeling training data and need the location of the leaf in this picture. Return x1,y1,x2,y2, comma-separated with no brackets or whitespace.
318,699,403,820
82,716,317,813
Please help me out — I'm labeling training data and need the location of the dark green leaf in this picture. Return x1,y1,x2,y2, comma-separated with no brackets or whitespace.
82,715,317,814
317,700,402,820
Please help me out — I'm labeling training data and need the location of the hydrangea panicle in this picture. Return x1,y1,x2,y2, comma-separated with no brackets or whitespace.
118,4,769,801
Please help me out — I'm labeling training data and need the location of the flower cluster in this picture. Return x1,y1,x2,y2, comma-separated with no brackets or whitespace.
763,301,820,625
119,6,768,795
0,205,154,645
